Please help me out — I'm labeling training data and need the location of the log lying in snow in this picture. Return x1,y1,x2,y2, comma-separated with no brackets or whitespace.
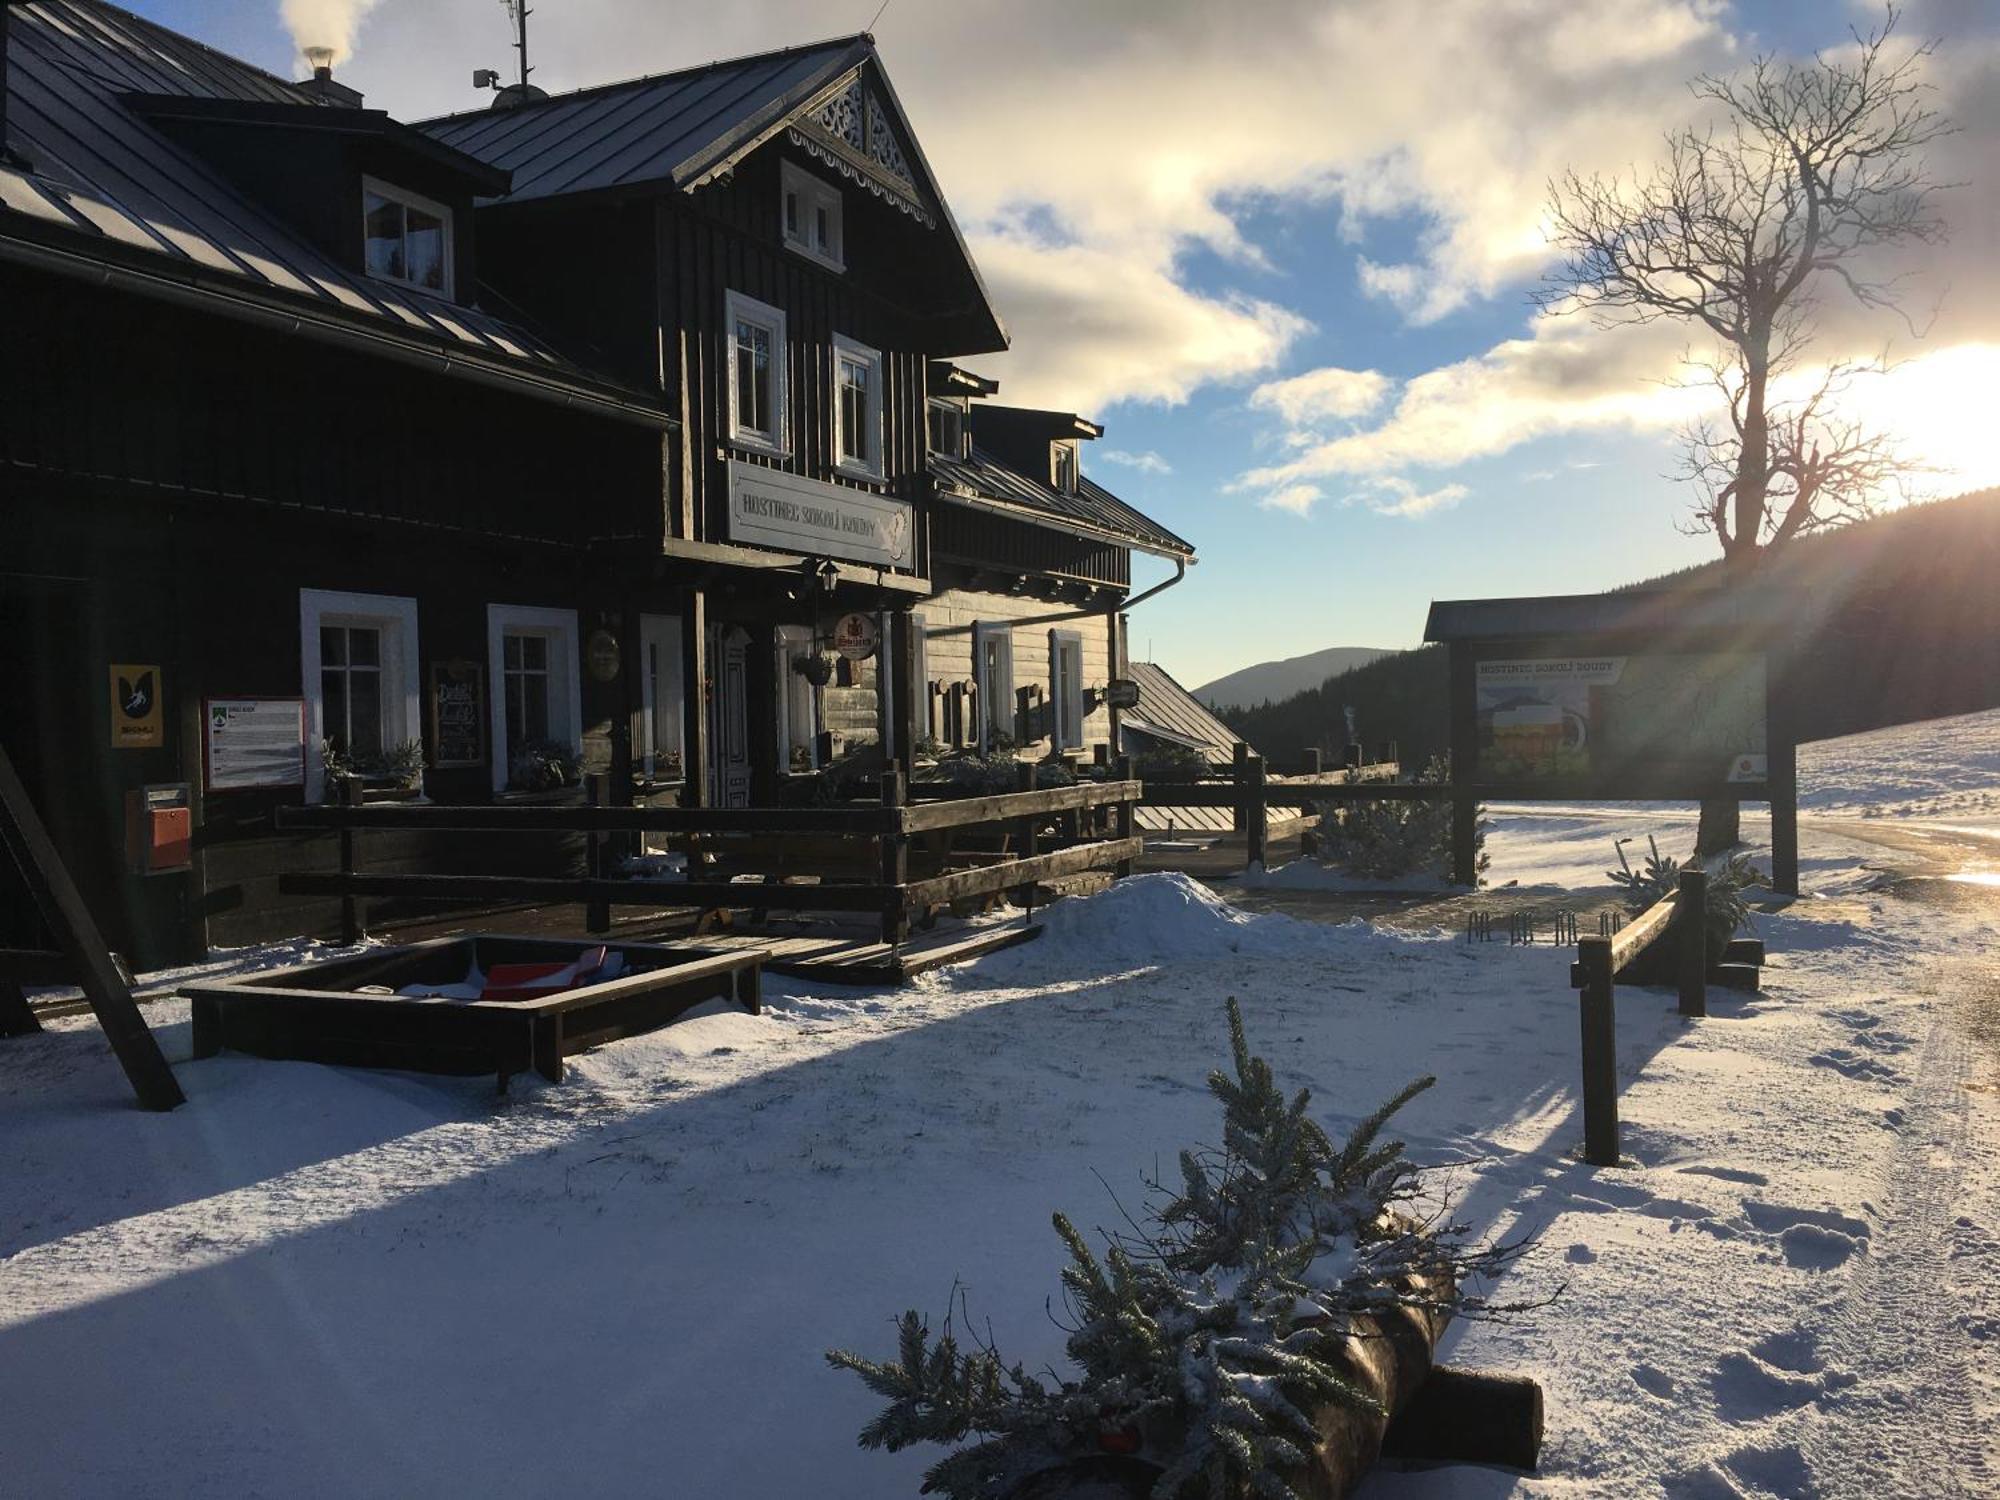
1003,1265,1547,1499
1379,1366,1544,1471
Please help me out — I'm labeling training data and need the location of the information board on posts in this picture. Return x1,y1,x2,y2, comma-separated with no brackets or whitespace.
1472,652,1768,794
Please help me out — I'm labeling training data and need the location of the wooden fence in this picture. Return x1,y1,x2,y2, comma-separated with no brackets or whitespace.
1137,744,1409,869
275,768,1143,950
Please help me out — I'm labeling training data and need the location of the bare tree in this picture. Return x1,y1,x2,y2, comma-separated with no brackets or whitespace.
1539,7,1950,567
1538,9,1950,851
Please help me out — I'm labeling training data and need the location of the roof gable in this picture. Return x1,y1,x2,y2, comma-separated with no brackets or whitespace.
416,37,1006,354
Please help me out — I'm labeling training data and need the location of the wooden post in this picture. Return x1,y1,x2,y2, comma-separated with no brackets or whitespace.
683,588,709,807
1676,868,1707,1018
879,768,909,948
0,744,183,1110
1245,755,1268,872
1300,747,1322,776
338,775,365,946
1231,741,1248,833
1015,762,1039,910
585,773,611,936
1344,742,1362,771
1575,937,1619,1167
1113,755,1135,879
0,976,41,1037
1450,792,1478,888
1769,738,1799,898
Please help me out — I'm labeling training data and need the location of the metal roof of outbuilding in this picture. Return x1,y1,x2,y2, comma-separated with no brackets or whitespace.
0,0,668,425
1423,589,1792,643
932,446,1196,560
1125,662,1244,759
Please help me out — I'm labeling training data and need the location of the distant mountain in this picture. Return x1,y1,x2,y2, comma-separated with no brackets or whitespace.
1194,646,1394,710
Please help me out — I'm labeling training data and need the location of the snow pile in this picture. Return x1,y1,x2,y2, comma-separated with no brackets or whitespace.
987,871,1371,975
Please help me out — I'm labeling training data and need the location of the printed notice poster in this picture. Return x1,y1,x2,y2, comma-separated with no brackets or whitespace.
1476,654,1767,785
205,697,306,791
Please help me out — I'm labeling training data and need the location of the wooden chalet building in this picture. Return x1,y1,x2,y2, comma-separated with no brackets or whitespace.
0,3,1195,969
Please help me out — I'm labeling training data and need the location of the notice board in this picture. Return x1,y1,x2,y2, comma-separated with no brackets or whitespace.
205,698,305,791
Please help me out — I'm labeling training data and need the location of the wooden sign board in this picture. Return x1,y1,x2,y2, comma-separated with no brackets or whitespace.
429,660,486,768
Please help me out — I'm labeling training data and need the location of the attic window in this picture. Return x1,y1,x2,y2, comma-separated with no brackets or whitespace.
927,399,967,459
781,160,844,272
362,177,452,296
1051,440,1079,495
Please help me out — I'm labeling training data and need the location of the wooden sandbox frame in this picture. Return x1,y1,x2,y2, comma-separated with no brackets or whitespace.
184,935,766,1092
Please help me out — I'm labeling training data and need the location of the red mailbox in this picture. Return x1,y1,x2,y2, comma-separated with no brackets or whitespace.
125,784,192,876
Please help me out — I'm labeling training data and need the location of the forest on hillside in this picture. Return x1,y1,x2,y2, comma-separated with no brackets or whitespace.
1217,487,2000,762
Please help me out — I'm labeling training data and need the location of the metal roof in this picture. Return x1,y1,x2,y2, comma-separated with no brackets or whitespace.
1424,588,1792,643
418,36,871,203
1125,662,1244,760
416,36,1009,354
932,446,1196,559
1,0,668,424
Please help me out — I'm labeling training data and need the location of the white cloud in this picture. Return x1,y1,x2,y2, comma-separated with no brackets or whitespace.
1248,366,1392,426
1101,449,1174,475
1258,483,1325,517
1351,476,1470,519
337,0,1743,411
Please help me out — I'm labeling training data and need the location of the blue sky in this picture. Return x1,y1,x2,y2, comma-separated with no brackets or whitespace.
133,1,2000,688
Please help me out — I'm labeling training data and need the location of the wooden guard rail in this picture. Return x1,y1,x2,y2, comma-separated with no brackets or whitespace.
275,768,1144,950
1569,867,1708,1167
1135,743,1407,870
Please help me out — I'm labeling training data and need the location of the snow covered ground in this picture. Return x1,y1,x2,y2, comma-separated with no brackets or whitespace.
3,710,1998,1498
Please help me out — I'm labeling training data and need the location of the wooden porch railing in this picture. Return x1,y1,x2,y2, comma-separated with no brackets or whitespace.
275,768,1144,950
1136,743,1407,869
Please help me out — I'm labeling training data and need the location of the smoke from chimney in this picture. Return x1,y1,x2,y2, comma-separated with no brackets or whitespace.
279,0,383,67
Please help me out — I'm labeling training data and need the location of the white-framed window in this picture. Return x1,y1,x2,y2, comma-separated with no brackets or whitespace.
775,625,822,773
299,588,421,803
927,399,966,459
1050,440,1079,494
485,604,582,794
833,333,883,480
726,290,789,456
780,160,844,271
362,176,452,296
972,620,1015,753
638,613,685,784
1049,630,1086,750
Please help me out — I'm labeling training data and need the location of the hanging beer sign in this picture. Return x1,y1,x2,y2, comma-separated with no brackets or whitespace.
830,612,882,661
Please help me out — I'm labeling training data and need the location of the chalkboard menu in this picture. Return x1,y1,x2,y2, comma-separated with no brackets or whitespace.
429,660,486,768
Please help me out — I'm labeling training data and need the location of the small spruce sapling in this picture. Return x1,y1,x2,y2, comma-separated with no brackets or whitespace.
1608,835,1761,957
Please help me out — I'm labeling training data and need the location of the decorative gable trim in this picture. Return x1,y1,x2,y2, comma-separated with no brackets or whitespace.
786,69,933,227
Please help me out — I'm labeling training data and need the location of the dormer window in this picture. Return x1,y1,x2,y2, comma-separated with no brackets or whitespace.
927,399,967,459
362,177,452,296
781,160,844,272
1051,440,1079,494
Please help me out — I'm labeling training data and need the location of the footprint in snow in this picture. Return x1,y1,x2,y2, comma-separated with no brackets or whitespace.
1711,1351,1824,1421
1678,1163,1770,1187
1632,1363,1676,1399
1807,1047,1903,1084
1740,1200,1871,1270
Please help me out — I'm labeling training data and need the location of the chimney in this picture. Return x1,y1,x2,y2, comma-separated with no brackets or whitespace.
298,46,364,108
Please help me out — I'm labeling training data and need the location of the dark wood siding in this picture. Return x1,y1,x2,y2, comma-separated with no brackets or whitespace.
663,147,935,564
0,267,666,548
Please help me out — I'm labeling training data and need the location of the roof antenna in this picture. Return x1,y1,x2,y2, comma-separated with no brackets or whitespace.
865,0,892,34
473,0,549,107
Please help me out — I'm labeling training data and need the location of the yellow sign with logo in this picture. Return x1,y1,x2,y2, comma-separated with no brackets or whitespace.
110,664,164,749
